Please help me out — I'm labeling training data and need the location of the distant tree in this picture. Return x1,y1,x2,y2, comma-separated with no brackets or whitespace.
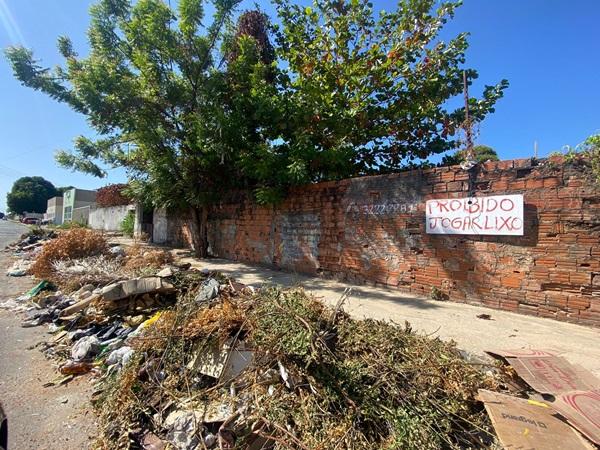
56,186,74,195
96,183,131,207
440,145,499,166
7,176,58,214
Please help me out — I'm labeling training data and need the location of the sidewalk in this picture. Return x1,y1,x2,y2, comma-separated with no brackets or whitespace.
176,254,600,377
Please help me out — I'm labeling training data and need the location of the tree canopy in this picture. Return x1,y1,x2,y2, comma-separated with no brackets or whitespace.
7,176,58,214
440,144,499,166
5,0,508,252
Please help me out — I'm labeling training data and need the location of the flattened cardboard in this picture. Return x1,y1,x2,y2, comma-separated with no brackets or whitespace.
552,390,600,445
478,389,594,450
486,350,598,394
486,349,600,445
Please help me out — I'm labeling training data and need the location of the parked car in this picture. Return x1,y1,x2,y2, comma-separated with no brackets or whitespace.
21,217,40,225
0,402,6,450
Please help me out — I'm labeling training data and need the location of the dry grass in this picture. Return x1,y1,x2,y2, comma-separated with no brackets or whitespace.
122,244,173,275
30,228,109,281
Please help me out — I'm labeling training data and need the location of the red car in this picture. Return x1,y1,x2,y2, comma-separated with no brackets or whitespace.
21,217,40,225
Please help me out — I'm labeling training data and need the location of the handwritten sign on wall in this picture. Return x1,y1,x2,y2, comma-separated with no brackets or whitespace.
426,194,524,235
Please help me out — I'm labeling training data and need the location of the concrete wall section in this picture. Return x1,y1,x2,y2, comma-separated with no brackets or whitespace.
89,205,135,231
72,206,91,225
153,207,168,244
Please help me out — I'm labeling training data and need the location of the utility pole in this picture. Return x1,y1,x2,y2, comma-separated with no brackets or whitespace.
534,140,538,158
462,71,475,166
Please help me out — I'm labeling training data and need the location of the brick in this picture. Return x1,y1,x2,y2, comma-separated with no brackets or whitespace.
189,158,600,326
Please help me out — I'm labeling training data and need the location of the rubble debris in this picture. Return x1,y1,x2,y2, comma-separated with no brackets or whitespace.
6,260,30,276
7,228,559,449
156,266,176,278
95,287,509,449
187,339,254,382
164,410,204,450
109,245,126,257
141,431,167,450
101,277,175,302
476,313,493,320
59,294,99,317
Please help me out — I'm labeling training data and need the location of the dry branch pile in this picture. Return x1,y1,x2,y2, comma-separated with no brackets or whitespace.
94,286,504,450
30,228,109,281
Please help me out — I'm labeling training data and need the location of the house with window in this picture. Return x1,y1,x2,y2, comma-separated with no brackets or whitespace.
62,188,97,224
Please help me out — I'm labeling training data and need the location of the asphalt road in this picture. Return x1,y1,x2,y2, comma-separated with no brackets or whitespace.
0,221,27,249
0,221,97,449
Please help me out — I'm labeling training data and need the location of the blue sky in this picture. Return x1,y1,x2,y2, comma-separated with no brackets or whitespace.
1,0,599,212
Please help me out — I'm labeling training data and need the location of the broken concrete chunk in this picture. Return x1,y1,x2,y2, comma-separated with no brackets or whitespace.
199,398,234,423
141,431,167,450
101,277,175,301
194,278,220,304
109,245,126,257
71,335,101,361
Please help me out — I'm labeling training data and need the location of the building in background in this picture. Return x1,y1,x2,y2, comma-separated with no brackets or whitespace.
44,196,64,225
62,188,97,225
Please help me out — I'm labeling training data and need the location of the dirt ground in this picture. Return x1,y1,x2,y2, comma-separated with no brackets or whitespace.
0,221,97,450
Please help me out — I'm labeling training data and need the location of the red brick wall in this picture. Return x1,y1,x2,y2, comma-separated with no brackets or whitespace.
175,157,600,326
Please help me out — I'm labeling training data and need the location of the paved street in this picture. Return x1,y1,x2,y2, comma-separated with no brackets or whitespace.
0,220,27,249
0,221,96,449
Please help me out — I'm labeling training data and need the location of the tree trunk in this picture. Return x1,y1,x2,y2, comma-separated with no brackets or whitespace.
191,206,209,258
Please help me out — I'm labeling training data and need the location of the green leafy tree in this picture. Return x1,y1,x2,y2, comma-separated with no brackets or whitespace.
440,144,499,166
272,0,508,181
5,0,507,254
5,0,266,255
7,176,58,214
56,186,74,195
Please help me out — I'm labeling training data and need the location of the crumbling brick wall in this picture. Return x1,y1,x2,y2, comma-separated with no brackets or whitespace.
173,158,600,326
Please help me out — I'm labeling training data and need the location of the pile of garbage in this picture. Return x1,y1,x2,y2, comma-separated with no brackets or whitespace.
92,285,506,450
5,228,57,276
1,228,510,449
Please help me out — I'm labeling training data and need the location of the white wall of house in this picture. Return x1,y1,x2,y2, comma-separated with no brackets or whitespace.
89,204,135,231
